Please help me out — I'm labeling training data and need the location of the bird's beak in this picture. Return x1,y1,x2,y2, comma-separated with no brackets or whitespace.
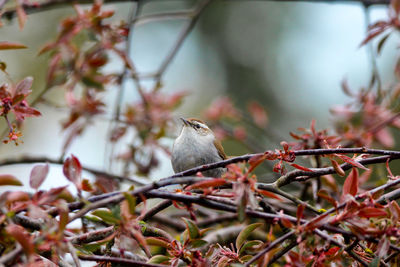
180,117,190,126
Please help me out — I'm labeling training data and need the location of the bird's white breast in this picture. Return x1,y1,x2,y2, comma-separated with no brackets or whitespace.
171,127,221,173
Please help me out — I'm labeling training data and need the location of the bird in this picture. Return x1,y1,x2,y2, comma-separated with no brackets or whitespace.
171,118,227,177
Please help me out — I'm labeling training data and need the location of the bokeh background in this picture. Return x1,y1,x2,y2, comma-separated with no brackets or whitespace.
0,0,398,193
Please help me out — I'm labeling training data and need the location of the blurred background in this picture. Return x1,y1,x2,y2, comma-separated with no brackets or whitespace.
0,0,398,193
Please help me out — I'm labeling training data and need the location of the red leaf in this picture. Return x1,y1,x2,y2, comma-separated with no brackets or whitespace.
317,189,338,209
0,41,27,50
304,213,331,232
233,126,247,141
377,236,390,258
360,23,390,47
247,101,268,128
81,178,94,192
38,186,68,205
358,207,388,218
375,128,394,148
16,3,27,30
296,204,305,225
342,168,359,197
389,200,400,221
29,163,49,190
0,174,22,186
186,178,226,190
256,189,281,200
63,155,82,186
13,105,41,121
6,191,30,203
6,224,34,256
15,76,33,96
330,159,345,177
386,159,394,178
335,154,369,170
289,132,301,140
248,154,267,173
281,217,294,228
325,247,340,256
290,163,314,172
391,0,400,14
341,79,353,97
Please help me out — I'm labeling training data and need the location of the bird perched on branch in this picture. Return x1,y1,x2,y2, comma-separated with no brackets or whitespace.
171,118,227,177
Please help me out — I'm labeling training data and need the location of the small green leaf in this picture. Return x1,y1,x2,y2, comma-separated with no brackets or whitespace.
123,192,136,215
146,237,170,248
236,223,263,251
84,215,102,223
147,255,170,264
239,255,252,262
0,61,7,72
182,218,199,240
368,257,380,267
0,174,23,186
81,242,102,253
111,205,121,220
82,76,104,90
92,209,120,225
189,239,208,248
238,240,264,255
199,227,213,237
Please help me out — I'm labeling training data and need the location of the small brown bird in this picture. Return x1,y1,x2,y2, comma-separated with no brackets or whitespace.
171,118,227,177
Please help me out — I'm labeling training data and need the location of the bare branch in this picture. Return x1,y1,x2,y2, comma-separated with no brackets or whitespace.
78,254,165,267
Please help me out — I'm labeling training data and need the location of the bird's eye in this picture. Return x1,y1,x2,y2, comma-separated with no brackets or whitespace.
194,124,200,129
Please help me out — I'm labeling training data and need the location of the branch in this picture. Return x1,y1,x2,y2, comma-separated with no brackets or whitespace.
1,0,134,19
244,230,295,266
131,10,191,26
137,0,212,83
78,254,165,267
274,154,400,187
68,226,114,244
0,156,145,185
314,229,369,267
1,0,391,20
137,199,172,221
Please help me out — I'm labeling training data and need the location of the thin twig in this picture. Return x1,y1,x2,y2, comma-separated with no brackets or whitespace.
68,226,114,244
67,242,81,267
244,230,295,266
0,156,145,185
151,0,213,85
137,199,172,221
314,229,369,267
78,254,165,266
267,238,298,265
131,10,191,26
